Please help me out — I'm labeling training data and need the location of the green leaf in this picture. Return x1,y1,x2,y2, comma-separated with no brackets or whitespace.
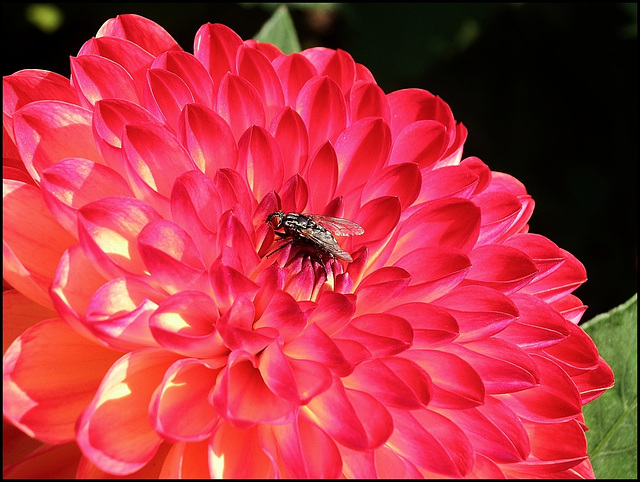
582,293,637,479
253,4,301,54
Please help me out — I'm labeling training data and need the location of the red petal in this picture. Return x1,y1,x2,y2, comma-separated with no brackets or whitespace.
474,190,530,245
216,73,265,141
504,233,566,283
70,55,139,107
387,88,456,141
304,141,338,213
237,125,284,202
150,358,219,442
354,196,401,248
76,349,180,475
360,162,421,211
389,120,448,169
255,290,306,341
143,68,194,131
296,76,346,156
521,249,587,303
152,50,215,107
354,267,411,315
2,290,57,353
307,290,356,335
272,53,317,107
348,80,390,124
401,349,485,409
572,356,614,404
386,407,474,477
303,378,392,450
209,259,260,314
210,424,275,478
236,46,284,125
279,174,309,214
463,244,538,294
417,164,480,204
269,107,309,181
3,70,79,114
334,117,391,195
12,101,100,182
303,47,356,93
179,103,238,175
336,313,413,357
96,14,181,56
193,23,243,86
386,302,460,348
3,318,120,443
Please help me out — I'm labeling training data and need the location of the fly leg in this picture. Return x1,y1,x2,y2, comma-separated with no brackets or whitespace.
266,234,295,258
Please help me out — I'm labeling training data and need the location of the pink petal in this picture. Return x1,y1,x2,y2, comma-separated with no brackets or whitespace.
442,339,540,394
474,190,530,245
360,162,421,211
76,349,180,475
386,302,460,348
49,245,109,341
258,341,299,402
3,438,82,479
159,440,210,478
287,358,333,404
389,120,449,169
354,267,411,315
521,249,587,303
387,88,456,141
462,244,539,294
385,198,481,265
3,318,120,443
3,180,76,308
77,196,162,278
386,407,474,477
142,68,194,132
92,98,161,174
152,50,215,107
2,290,57,353
401,349,485,409
302,377,393,450
269,107,309,181
212,350,296,426
279,174,309,214
122,122,196,211
263,416,342,478
551,294,588,324
86,276,163,349
3,70,79,114
502,354,582,422
254,290,306,341
306,290,356,335
304,141,338,213
150,358,219,442
237,125,284,202
96,14,181,56
138,219,208,294
216,210,261,274
343,357,432,409
213,167,257,215
70,55,139,107
498,293,571,349
336,313,413,357
504,233,566,283
209,259,260,314
348,80,391,124
334,117,391,195
149,291,227,358
272,52,317,107
431,285,519,342
236,46,285,125
284,322,354,377
179,103,238,175
244,39,283,60
445,395,530,464
216,73,265,141
210,424,275,478
215,296,277,354
193,23,243,86
536,317,600,375
416,164,480,204
40,157,133,236
296,76,347,156
12,101,100,182
572,356,614,404
353,196,401,248
77,36,155,99
302,47,356,93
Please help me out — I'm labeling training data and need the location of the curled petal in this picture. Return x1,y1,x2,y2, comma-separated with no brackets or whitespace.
353,196,401,248
3,70,79,114
360,162,421,211
336,313,413,357
76,349,180,475
150,358,219,442
86,277,162,349
237,125,284,202
354,267,411,315
504,233,566,283
270,107,309,181
303,47,356,93
149,290,226,358
389,120,449,169
255,290,306,341
349,80,391,124
417,164,480,204
143,68,195,131
193,23,243,86
3,318,120,443
387,88,456,142
279,174,309,215
216,73,265,142
474,189,532,245
210,424,275,478
304,141,338,213
307,291,356,336
212,350,296,427
386,302,460,348
521,249,587,303
572,356,614,404
209,259,260,315
272,52,317,107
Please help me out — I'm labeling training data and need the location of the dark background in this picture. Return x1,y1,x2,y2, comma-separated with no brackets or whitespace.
3,3,637,319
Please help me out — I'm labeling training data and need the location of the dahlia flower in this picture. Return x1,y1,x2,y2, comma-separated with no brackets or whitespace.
3,13,614,478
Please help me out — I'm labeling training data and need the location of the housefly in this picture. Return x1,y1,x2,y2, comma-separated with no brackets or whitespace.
265,212,364,271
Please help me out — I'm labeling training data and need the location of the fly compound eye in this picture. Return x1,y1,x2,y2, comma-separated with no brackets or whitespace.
266,211,284,229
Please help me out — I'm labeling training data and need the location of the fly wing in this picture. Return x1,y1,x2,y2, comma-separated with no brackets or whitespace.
299,224,354,262
307,215,364,236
